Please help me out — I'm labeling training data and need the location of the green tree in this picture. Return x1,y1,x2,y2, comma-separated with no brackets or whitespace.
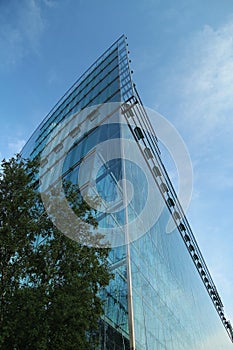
0,155,111,350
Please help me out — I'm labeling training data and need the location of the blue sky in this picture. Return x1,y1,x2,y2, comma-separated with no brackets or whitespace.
1,0,233,321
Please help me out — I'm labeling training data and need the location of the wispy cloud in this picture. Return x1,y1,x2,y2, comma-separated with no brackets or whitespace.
48,69,60,85
8,139,26,154
20,0,45,51
173,19,233,142
42,0,58,8
0,0,56,70
154,18,233,323
159,18,233,194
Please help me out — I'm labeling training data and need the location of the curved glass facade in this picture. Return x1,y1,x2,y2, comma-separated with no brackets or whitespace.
21,36,233,349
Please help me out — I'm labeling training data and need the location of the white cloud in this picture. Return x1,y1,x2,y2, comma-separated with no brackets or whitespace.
175,20,233,141
20,0,45,51
8,139,26,154
162,18,233,196
48,69,60,85
0,0,56,70
43,0,58,8
163,20,233,324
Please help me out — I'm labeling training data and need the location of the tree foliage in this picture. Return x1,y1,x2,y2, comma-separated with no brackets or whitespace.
0,155,111,349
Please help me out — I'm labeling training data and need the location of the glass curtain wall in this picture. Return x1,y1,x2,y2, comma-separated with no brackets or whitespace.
21,35,233,350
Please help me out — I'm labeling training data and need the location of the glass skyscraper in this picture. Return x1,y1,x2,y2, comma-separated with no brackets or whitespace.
22,35,233,349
